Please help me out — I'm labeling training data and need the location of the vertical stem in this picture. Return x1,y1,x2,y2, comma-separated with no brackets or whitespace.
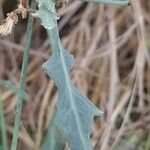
47,21,60,54
11,1,36,150
0,94,8,150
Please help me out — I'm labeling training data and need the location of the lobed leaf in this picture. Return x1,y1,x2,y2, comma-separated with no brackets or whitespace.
34,0,103,149
42,27,102,150
34,0,133,149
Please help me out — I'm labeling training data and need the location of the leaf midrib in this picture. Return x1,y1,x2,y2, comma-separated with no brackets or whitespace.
58,42,87,149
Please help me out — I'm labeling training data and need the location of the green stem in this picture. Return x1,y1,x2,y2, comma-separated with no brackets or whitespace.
79,0,129,5
47,21,60,54
0,94,8,150
11,1,37,150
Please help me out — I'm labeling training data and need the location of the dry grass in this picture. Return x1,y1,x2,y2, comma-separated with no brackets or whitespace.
0,0,150,149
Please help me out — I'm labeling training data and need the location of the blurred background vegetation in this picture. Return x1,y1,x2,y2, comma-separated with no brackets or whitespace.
0,0,150,149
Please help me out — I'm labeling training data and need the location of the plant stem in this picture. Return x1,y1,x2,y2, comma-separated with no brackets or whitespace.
0,94,8,150
11,1,36,150
79,0,129,5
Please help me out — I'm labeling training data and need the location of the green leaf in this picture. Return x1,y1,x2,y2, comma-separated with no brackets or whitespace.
42,26,102,150
33,7,59,30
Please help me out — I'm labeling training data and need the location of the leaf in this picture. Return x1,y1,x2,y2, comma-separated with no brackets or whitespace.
42,27,102,150
35,0,102,149
33,6,59,30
